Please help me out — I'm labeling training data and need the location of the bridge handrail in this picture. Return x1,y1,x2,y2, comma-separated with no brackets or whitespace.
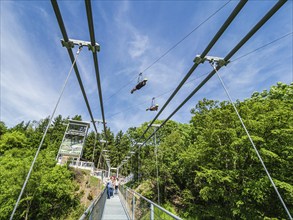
79,188,106,220
121,186,182,220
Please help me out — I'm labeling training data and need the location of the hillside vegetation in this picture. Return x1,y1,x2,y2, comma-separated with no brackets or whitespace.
0,82,292,219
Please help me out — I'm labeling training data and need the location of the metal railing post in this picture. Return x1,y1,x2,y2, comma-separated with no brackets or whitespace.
150,204,154,220
132,195,135,220
125,190,128,210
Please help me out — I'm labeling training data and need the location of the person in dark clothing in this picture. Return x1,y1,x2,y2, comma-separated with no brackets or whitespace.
106,180,113,199
146,97,159,111
131,78,148,94
146,104,159,111
114,178,119,194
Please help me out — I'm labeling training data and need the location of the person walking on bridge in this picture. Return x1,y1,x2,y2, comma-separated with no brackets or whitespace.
106,179,113,199
115,178,119,194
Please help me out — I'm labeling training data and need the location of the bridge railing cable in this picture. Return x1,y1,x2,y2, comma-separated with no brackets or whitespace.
79,188,107,220
119,185,182,220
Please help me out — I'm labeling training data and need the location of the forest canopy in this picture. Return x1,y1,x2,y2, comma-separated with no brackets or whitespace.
0,82,292,219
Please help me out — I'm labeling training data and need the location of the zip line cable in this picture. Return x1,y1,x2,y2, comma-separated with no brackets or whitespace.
106,72,211,119
51,0,98,133
107,31,293,119
140,0,232,74
10,46,83,220
108,27,291,118
104,76,137,103
231,31,293,62
102,0,232,103
213,63,292,220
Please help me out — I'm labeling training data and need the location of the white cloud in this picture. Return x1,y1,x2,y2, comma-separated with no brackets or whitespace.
0,2,81,127
128,34,149,58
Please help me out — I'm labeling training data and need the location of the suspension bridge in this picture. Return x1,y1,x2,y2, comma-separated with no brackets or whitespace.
7,0,292,219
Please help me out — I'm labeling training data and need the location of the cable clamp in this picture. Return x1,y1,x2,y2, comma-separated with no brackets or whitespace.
61,40,75,49
193,55,206,64
195,55,230,67
88,44,100,53
61,39,100,52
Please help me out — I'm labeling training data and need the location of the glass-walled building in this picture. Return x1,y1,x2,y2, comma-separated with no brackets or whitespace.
57,120,90,164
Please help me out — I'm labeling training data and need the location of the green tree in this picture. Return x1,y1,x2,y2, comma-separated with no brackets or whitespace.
0,121,7,136
0,131,28,154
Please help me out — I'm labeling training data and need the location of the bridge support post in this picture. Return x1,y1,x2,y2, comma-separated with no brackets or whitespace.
150,204,154,220
132,196,135,220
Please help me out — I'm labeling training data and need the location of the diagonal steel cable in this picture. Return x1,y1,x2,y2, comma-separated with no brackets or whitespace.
214,64,292,220
10,46,83,220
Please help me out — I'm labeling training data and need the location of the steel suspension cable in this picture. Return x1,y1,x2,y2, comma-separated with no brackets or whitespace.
140,0,248,141
51,0,98,133
10,46,83,220
85,0,109,170
140,0,287,148
213,64,292,220
84,0,107,134
225,1,287,61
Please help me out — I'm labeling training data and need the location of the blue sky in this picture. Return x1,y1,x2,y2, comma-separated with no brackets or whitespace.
1,1,292,134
